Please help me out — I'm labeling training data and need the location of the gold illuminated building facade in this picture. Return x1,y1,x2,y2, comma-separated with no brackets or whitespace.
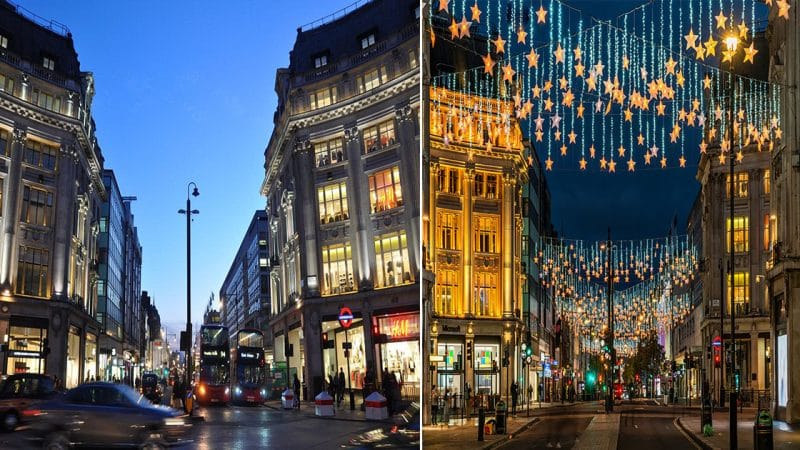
424,86,528,422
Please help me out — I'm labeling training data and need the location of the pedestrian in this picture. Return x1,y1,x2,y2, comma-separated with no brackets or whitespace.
337,367,346,407
431,385,439,425
293,374,301,409
511,382,519,415
465,382,471,417
443,388,450,425
528,384,533,405
328,373,337,396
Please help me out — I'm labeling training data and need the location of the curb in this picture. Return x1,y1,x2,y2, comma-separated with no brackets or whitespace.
481,417,541,450
675,417,715,450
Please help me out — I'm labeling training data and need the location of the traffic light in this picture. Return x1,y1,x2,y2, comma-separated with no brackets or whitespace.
492,360,498,372
587,371,596,386
322,332,334,349
502,347,510,367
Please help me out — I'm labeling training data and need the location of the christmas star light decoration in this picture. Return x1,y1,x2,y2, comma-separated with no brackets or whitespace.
777,0,791,19
481,53,495,74
684,28,699,49
665,57,678,75
627,158,636,172
579,157,587,170
576,103,585,118
517,26,528,44
448,18,459,39
560,144,568,155
536,5,548,24
458,17,472,38
599,156,608,169
501,62,515,82
715,11,728,30
492,35,506,54
738,21,750,39
679,155,686,168
470,2,481,22
438,0,449,12
573,46,583,61
568,130,577,144
743,43,758,63
554,43,566,64
589,144,596,159
608,159,617,173
545,156,554,170
644,152,652,165
660,156,668,168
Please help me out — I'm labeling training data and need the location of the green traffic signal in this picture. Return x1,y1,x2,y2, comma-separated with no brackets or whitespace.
586,371,596,386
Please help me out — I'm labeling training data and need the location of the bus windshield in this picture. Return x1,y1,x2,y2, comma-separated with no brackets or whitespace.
238,330,264,348
201,327,228,347
239,364,265,385
200,364,229,385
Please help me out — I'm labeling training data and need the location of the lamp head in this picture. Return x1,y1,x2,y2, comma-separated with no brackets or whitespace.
191,186,200,197
725,35,740,52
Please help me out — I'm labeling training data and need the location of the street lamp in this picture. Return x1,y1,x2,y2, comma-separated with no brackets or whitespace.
178,182,200,398
723,32,739,450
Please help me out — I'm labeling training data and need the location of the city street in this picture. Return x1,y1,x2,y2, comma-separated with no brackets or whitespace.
0,405,381,449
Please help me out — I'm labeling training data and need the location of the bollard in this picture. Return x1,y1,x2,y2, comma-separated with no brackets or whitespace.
700,397,713,433
495,400,507,434
753,409,773,450
477,407,485,441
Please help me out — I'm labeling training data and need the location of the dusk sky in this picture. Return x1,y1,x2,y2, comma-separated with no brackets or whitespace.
15,0,355,337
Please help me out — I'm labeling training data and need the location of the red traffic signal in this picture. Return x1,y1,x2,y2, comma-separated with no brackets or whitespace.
714,353,721,367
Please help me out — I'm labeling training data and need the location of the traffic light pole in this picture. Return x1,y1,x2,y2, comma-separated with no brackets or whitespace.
606,228,615,413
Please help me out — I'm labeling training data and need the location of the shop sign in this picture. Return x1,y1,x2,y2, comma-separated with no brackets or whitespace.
8,350,41,358
442,325,460,333
377,313,419,340
338,307,354,329
712,336,721,347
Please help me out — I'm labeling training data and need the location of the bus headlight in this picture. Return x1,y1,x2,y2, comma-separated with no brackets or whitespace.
198,385,206,396
235,387,242,396
260,389,266,398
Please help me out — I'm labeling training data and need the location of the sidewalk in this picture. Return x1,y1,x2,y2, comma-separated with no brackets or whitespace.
423,414,540,450
678,411,800,449
264,399,399,423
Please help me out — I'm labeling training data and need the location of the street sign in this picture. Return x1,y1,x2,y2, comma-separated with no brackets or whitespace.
712,336,721,347
338,306,354,329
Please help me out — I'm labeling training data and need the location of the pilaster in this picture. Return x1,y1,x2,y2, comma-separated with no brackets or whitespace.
0,127,25,289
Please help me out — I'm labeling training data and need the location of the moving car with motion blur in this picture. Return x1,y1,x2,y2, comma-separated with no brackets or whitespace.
141,373,162,405
0,373,57,432
344,402,420,449
25,382,191,449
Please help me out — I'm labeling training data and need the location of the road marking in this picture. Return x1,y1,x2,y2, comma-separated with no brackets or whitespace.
673,417,702,449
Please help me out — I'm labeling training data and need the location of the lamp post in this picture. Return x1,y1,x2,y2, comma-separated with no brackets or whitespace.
178,182,200,395
723,34,739,450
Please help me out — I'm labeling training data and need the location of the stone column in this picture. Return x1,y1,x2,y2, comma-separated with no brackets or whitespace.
502,171,515,318
302,309,323,400
463,164,474,317
395,105,421,279
51,143,78,300
750,331,759,390
292,139,320,297
428,160,439,273
0,127,25,289
343,125,375,291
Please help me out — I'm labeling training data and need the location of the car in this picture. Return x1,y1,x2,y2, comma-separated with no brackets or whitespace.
343,402,420,449
25,382,191,449
141,373,162,405
0,373,57,432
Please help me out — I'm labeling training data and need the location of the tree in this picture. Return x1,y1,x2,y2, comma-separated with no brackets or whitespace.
623,332,664,385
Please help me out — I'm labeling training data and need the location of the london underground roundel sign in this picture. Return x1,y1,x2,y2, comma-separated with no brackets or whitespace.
339,307,354,329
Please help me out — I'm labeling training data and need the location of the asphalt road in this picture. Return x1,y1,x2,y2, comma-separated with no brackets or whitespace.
1,404,379,449
618,414,699,450
497,415,594,449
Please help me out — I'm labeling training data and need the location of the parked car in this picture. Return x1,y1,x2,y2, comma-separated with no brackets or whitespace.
141,373,162,405
26,382,191,449
0,373,57,432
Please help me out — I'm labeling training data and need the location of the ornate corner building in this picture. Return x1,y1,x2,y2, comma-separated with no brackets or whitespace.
261,0,420,400
0,3,106,386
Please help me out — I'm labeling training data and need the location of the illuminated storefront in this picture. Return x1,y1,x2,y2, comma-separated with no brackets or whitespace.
84,333,97,381
377,312,419,398
4,317,48,375
65,326,81,388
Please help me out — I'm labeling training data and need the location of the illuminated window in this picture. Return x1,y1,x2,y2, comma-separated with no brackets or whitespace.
726,172,748,198
374,231,413,288
764,214,770,252
42,56,54,71
23,140,58,170
317,182,349,224
726,216,749,253
727,272,750,316
31,89,61,114
361,33,375,49
0,73,14,94
437,167,461,195
473,172,499,199
436,211,460,250
313,54,328,68
16,246,49,297
763,170,770,195
321,243,354,295
474,271,500,318
0,34,7,49
475,216,499,253
314,137,345,168
362,118,395,153
356,67,387,94
368,166,403,213
435,269,460,316
21,186,53,227
309,86,337,110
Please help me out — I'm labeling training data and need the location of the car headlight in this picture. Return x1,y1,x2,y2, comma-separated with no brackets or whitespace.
225,387,230,395
261,389,266,397
164,417,185,427
198,385,206,396
235,387,242,395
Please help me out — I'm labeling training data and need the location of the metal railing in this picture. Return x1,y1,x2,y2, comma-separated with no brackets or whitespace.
5,0,71,37
299,0,374,32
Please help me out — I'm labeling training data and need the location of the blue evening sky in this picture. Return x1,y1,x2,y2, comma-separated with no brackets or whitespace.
15,1,357,336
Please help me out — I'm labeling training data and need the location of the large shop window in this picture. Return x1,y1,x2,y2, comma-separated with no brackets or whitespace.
436,211,460,250
726,216,749,253
777,334,787,407
368,166,403,213
314,137,345,168
21,186,54,227
374,231,413,288
727,272,750,316
84,333,97,382
66,326,81,389
474,344,500,396
335,325,366,389
16,246,49,297
377,313,419,399
321,243,355,295
435,269,460,316
318,182,349,224
5,321,47,375
362,119,395,153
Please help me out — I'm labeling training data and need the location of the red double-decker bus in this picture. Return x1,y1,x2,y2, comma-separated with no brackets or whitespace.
231,329,266,405
196,324,230,406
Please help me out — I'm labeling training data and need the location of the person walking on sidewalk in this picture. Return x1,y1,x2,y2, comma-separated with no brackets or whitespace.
337,367,346,408
293,374,301,409
511,382,519,415
431,385,440,425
